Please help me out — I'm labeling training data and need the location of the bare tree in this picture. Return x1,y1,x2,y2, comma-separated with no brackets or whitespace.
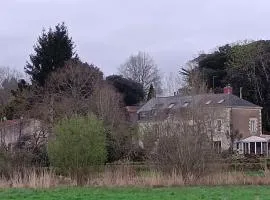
44,59,139,162
0,118,49,168
91,83,124,127
139,72,227,183
0,66,24,107
142,105,215,183
91,83,140,162
119,52,162,96
0,66,23,87
163,72,182,96
44,59,103,119
8,59,104,138
179,62,208,96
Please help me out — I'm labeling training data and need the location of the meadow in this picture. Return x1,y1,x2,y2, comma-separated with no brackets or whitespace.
1,186,270,200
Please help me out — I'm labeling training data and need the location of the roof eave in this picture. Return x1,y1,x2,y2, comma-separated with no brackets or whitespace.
229,106,263,109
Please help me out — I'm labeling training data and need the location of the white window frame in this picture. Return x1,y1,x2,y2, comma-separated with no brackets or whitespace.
183,102,189,107
168,103,175,109
216,119,222,132
217,99,225,104
205,100,212,105
213,141,221,154
249,118,257,134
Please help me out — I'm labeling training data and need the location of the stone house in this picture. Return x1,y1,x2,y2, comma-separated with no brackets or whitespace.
0,119,47,151
137,86,265,155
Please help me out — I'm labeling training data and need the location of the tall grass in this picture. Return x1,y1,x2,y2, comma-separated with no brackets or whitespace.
2,165,270,188
0,168,74,188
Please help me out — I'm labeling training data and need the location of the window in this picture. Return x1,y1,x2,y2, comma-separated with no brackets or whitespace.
150,109,157,118
139,112,147,120
208,120,212,128
183,102,189,107
8,143,12,151
154,103,163,109
205,100,212,105
168,103,175,109
217,119,222,131
218,99,225,104
249,118,257,134
214,141,221,154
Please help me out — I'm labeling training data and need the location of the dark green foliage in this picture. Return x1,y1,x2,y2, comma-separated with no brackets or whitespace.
182,40,270,131
106,75,144,105
3,79,32,120
0,67,22,110
180,44,231,93
105,125,141,163
226,41,270,131
0,76,20,116
147,84,155,101
17,79,30,93
25,22,76,86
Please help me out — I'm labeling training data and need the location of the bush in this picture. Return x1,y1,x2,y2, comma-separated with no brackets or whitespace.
105,124,142,163
142,119,215,183
11,135,49,168
48,114,107,185
0,148,12,179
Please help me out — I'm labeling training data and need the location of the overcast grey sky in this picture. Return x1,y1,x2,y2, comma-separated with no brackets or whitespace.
1,0,270,77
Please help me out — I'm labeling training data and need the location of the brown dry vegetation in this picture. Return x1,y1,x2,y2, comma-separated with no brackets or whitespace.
1,165,270,188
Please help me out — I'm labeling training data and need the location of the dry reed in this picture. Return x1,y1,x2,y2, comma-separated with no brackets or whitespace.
2,165,270,188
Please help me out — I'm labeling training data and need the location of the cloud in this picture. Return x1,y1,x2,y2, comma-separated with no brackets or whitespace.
0,0,270,76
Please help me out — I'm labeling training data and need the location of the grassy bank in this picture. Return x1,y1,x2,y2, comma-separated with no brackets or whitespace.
1,186,270,200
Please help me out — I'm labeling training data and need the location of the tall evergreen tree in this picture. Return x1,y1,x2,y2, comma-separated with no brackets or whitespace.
181,41,270,131
25,22,76,86
147,83,155,101
106,75,144,105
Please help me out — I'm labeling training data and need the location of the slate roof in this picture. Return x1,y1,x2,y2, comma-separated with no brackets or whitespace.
137,94,261,113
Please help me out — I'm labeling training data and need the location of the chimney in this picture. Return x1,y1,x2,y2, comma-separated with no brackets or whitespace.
224,84,233,94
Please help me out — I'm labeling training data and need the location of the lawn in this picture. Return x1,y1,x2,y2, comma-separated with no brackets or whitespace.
1,186,270,200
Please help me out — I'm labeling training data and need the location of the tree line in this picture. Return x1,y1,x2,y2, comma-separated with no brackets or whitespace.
0,23,160,183
181,41,270,132
1,22,270,185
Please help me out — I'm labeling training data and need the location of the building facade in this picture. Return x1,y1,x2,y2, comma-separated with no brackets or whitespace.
137,86,264,154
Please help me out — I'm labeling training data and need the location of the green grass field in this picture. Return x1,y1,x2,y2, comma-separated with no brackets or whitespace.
1,186,270,200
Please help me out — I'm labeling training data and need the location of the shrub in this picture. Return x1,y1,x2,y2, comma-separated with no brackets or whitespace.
48,114,107,185
142,119,215,183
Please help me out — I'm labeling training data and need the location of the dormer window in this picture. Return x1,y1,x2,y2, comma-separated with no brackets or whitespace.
139,112,147,120
183,102,189,107
205,100,212,105
168,103,175,109
151,109,157,117
218,99,225,104
154,103,163,109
